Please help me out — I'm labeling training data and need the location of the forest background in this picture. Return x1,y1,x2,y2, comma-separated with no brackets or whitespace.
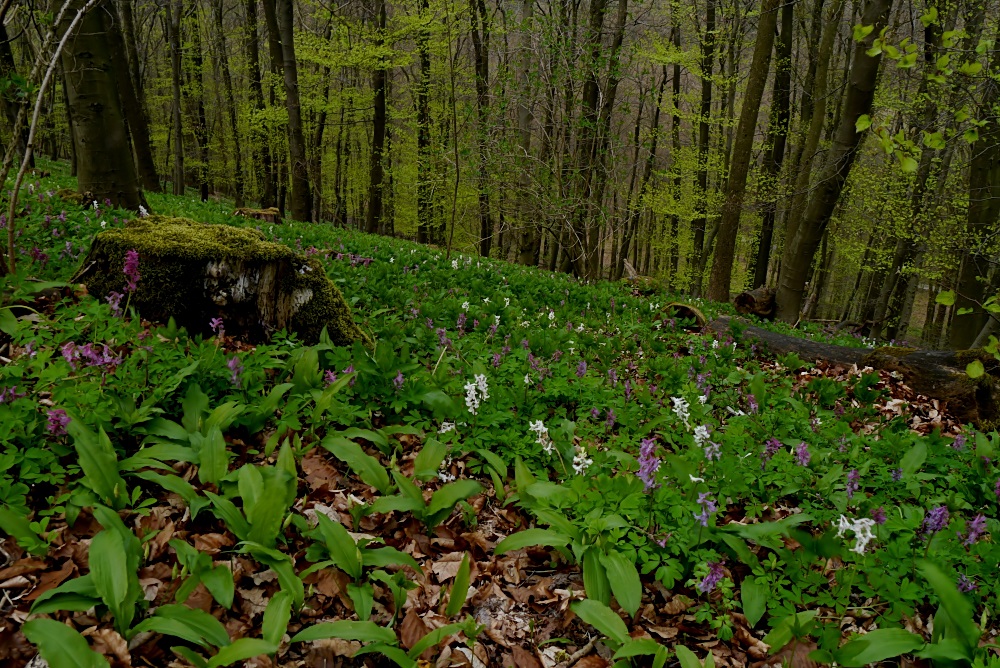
0,0,998,348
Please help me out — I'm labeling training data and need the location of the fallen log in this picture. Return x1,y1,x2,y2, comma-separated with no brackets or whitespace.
72,215,369,346
708,316,999,426
733,286,776,320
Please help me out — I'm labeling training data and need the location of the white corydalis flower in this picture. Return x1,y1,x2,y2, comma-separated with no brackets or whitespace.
464,374,489,415
836,515,876,554
572,445,593,475
438,421,456,434
671,396,691,428
528,420,553,454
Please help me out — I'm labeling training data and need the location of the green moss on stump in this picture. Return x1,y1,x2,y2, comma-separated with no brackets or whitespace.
74,216,369,346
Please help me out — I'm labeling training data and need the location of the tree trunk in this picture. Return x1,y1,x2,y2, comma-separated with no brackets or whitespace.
365,0,387,234
183,4,210,202
689,0,716,297
415,0,433,243
469,0,494,256
61,0,146,209
0,22,32,170
269,0,311,221
775,0,892,322
245,0,275,207
515,0,537,267
212,1,245,207
166,0,184,196
751,0,792,289
114,0,159,192
707,0,779,302
668,24,682,290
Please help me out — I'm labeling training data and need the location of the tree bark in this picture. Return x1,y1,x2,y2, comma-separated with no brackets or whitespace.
270,0,311,221
707,0,779,302
469,0,494,257
415,0,434,243
775,0,892,322
166,0,184,196
61,0,146,209
365,0,387,234
751,0,792,289
689,0,716,297
114,0,159,192
245,0,275,207
212,0,245,207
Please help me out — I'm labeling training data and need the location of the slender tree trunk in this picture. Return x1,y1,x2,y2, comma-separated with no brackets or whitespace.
182,5,210,202
166,0,184,195
469,0,494,256
690,0,716,296
951,50,1000,348
668,24,682,289
0,22,32,169
415,0,433,242
267,0,311,221
212,1,245,207
775,0,891,322
61,0,146,209
365,0,387,234
707,0,779,302
515,0,537,266
751,0,793,288
112,0,159,192
245,0,274,206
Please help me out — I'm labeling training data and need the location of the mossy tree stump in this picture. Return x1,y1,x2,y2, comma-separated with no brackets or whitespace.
73,216,369,345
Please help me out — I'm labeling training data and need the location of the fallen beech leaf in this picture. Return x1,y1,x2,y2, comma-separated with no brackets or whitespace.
662,594,695,615
24,559,75,601
511,645,542,668
0,559,46,581
401,607,433,655
192,533,232,554
574,656,610,668
432,552,467,582
86,627,131,666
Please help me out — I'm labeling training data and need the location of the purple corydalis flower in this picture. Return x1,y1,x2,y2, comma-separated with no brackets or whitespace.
795,442,811,467
624,379,633,402
227,355,244,388
960,514,986,546
551,350,563,362
46,409,70,436
952,434,966,450
590,407,600,419
694,492,718,527
605,409,617,429
577,360,587,378
521,339,530,350
210,317,224,334
957,575,978,593
891,468,903,482
492,352,502,368
923,505,949,536
608,368,618,387
747,394,758,414
637,438,660,491
761,437,781,464
697,561,725,593
871,506,887,525
846,469,860,500
324,370,338,386
995,478,1000,501
106,291,123,317
393,370,405,392
123,249,140,292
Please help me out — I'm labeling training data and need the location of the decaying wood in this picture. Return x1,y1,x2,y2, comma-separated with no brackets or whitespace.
708,316,999,426
733,286,776,320
233,207,282,224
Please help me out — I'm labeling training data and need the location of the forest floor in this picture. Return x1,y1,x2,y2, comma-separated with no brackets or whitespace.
0,165,997,668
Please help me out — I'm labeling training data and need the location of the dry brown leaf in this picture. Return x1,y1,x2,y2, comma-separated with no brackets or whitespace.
401,607,433,656
764,639,818,668
86,628,131,666
662,594,695,615
302,450,342,490
511,645,543,668
24,559,75,601
192,533,232,554
573,656,610,668
432,552,467,582
0,559,46,581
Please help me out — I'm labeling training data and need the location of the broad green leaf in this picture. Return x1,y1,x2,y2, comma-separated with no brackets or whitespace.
195,427,230,485
855,114,872,132
263,591,293,646
935,290,956,306
322,436,391,493
30,574,101,614
201,564,236,609
238,543,305,609
413,438,449,480
132,604,231,649
899,441,927,476
852,24,874,42
600,550,642,617
0,506,48,555
22,618,110,668
406,622,464,658
357,643,418,667
495,528,571,554
171,646,209,668
917,560,979,652
316,513,363,580
204,401,244,433
90,529,132,632
290,620,397,645
613,638,668,660
68,422,126,509
0,307,18,335
425,479,483,528
205,492,250,542
362,546,422,573
966,360,985,379
583,547,611,606
246,467,294,548
131,471,206,516
570,599,629,646
446,553,471,617
205,638,277,667
675,645,707,668
741,577,767,628
899,154,918,172
833,628,924,666
348,582,375,621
